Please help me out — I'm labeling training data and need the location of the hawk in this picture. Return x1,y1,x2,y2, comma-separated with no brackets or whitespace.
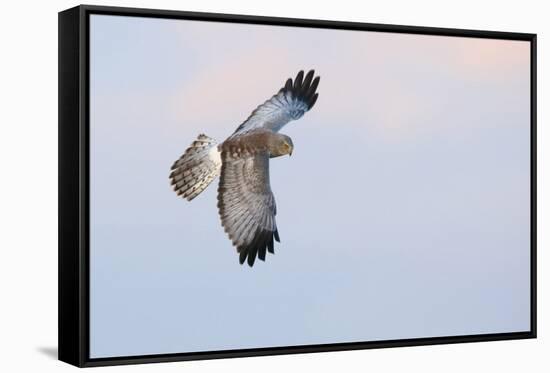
169,70,320,267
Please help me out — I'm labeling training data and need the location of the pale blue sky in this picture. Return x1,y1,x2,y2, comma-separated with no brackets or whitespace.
89,14,531,358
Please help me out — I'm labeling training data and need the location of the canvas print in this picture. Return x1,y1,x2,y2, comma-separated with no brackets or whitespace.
89,14,531,358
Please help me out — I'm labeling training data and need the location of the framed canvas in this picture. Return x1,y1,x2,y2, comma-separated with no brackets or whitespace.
58,4,537,367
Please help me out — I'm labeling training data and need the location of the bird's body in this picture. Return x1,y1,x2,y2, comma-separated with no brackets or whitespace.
170,70,320,266
220,129,293,159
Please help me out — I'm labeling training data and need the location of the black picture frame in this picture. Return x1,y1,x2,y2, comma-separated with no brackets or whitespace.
58,4,537,368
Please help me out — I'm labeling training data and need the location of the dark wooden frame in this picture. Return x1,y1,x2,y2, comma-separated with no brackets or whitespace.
59,4,537,367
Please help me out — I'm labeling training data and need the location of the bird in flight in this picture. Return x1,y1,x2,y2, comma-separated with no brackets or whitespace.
169,70,320,267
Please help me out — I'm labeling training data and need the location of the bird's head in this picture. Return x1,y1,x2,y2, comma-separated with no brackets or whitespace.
279,135,294,157
268,134,294,158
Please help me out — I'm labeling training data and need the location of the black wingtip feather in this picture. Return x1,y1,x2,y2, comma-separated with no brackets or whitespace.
247,251,257,267
247,235,260,267
301,70,315,94
236,229,279,267
294,70,304,90
239,249,247,265
307,76,320,98
258,233,267,261
258,248,266,261
309,93,319,110
282,69,320,111
285,78,293,91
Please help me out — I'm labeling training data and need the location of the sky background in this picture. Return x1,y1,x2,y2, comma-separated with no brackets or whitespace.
89,15,531,358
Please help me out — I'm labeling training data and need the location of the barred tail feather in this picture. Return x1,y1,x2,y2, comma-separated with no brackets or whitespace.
170,134,222,201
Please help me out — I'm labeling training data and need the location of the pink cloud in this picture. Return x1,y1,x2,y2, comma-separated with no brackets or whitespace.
164,24,529,144
450,37,530,79
167,47,296,138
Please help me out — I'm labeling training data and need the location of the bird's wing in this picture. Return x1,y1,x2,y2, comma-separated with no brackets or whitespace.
230,70,320,138
217,149,279,267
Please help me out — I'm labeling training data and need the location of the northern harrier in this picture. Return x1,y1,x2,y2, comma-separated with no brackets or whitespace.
169,70,320,266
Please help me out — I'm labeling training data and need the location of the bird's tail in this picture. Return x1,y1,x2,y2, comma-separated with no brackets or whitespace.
170,134,222,201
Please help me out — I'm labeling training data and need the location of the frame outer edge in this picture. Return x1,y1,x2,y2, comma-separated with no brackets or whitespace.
58,5,86,367
530,33,537,338
59,4,537,367
79,5,89,367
